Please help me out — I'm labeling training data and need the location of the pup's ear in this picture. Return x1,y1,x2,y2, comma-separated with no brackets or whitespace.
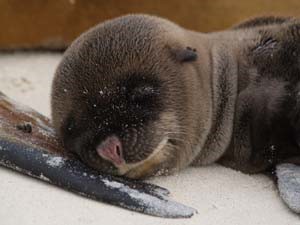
171,46,198,63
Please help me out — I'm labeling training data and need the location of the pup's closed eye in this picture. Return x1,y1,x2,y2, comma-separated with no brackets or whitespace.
130,85,160,102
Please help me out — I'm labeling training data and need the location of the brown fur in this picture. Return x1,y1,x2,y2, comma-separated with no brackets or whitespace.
51,14,300,178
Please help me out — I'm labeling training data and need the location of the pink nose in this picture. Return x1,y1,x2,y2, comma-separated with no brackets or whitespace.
96,136,124,166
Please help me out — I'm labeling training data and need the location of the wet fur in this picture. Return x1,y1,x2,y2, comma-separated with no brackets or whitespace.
51,15,300,178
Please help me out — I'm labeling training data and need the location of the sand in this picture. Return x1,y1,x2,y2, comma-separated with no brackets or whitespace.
0,52,299,225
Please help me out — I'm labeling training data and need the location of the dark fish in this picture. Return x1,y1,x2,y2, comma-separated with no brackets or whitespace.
0,91,197,218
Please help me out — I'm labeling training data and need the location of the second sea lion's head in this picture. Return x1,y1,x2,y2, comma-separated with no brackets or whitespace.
51,14,210,178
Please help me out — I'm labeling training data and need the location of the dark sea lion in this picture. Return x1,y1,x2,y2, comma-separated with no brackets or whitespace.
51,14,300,178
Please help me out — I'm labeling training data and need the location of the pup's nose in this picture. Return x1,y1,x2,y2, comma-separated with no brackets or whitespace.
96,136,124,166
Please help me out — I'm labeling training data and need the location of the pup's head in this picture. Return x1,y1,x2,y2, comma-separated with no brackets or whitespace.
51,15,203,178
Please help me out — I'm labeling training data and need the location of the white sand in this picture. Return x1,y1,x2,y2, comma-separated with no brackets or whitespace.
0,53,299,225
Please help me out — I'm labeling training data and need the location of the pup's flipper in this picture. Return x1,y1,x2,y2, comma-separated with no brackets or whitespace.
0,92,196,218
277,163,300,213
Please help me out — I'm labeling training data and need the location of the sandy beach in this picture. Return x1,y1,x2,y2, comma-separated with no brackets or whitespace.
0,52,299,225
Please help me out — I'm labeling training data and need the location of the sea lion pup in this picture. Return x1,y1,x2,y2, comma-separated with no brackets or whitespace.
51,14,300,178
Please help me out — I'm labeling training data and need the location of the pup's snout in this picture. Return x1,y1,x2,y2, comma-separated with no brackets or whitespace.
96,136,124,166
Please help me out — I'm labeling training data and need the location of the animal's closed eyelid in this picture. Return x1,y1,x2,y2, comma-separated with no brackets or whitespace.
133,86,157,94
130,85,160,100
